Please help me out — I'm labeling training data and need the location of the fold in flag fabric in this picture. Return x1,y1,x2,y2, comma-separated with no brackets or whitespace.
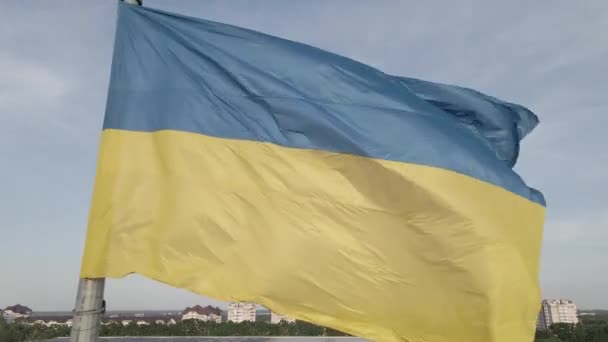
81,2,545,341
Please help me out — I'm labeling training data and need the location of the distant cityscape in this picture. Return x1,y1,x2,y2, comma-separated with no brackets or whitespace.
0,302,295,328
1,298,598,332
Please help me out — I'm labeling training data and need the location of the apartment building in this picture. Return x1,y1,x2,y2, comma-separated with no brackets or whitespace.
227,302,256,323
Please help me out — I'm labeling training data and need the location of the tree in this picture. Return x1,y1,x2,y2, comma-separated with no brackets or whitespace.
535,329,553,340
0,315,14,342
550,323,577,341
574,323,585,342
591,325,608,342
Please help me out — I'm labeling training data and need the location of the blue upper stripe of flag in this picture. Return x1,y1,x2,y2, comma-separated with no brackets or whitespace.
103,2,544,205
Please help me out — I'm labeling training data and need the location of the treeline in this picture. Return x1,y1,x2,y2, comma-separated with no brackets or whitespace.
100,319,349,337
1,319,70,342
535,322,608,342
3,316,608,342
0,317,348,342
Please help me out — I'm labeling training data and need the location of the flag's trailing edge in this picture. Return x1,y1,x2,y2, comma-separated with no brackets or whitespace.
82,2,545,342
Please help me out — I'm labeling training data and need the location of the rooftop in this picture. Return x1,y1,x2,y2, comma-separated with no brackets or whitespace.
182,305,222,316
4,304,32,315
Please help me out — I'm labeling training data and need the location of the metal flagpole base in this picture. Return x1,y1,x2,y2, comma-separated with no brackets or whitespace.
70,278,106,342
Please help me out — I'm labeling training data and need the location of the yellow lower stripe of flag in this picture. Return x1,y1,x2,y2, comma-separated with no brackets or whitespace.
82,129,544,342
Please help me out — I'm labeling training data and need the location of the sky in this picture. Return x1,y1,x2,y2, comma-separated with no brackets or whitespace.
0,0,606,311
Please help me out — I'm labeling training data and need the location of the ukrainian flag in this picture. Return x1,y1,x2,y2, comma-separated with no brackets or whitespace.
81,2,545,341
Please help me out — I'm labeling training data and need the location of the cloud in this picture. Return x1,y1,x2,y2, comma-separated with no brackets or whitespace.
0,55,72,117
545,211,608,244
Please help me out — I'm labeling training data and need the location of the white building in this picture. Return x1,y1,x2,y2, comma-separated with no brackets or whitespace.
19,317,72,327
1,310,12,324
537,299,579,330
3,305,32,319
270,312,295,324
181,305,222,323
227,302,256,323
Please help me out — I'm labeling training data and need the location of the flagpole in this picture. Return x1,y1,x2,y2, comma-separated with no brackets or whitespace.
69,279,106,342
69,1,142,341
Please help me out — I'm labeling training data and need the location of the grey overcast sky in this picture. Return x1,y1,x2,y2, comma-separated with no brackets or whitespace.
1,0,606,311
